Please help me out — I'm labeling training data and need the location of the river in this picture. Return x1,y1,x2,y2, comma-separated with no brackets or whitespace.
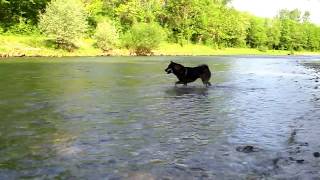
0,56,320,179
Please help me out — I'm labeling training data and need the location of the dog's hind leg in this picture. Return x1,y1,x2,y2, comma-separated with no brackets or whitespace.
201,75,211,87
201,79,211,87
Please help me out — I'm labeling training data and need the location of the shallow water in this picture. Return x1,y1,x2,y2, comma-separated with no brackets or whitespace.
1,56,320,179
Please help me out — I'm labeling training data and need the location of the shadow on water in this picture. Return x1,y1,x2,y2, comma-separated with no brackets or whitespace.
165,86,209,97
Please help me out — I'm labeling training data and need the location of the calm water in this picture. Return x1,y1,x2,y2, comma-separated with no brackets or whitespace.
1,56,320,179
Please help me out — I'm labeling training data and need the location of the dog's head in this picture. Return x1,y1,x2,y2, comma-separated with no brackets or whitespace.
165,61,182,74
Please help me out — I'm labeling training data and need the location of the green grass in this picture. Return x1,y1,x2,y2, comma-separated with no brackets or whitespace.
0,34,103,57
1,34,320,57
155,43,313,56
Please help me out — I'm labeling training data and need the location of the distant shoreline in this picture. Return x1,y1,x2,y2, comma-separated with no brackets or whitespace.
1,35,320,59
2,52,320,59
2,48,320,59
1,51,320,59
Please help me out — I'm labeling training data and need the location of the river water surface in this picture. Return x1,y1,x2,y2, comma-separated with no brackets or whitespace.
1,56,320,179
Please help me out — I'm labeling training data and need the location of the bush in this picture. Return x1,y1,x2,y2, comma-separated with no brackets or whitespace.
7,18,40,35
94,20,119,52
39,0,88,51
122,22,166,55
258,46,268,52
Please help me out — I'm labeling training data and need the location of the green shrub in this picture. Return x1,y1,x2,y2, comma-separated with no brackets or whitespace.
122,22,166,55
289,49,295,55
258,46,268,52
39,0,88,51
94,20,119,52
7,18,39,35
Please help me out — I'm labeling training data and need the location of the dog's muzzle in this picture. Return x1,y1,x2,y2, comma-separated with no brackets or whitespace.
165,68,172,74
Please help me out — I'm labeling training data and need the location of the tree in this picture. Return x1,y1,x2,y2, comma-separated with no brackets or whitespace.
39,0,88,51
162,0,243,46
115,0,163,32
204,6,248,48
302,11,311,23
265,19,281,49
213,0,233,5
0,0,50,28
246,17,267,48
278,9,306,50
163,0,198,45
303,23,320,51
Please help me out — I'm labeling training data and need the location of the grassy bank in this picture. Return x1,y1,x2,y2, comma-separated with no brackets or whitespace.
1,35,320,58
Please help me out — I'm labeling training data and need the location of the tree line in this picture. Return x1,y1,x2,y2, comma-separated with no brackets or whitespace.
1,0,320,54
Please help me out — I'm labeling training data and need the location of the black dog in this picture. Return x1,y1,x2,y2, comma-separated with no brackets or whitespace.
165,61,212,86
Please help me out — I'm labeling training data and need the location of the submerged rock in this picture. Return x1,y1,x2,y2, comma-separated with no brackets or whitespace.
298,142,309,146
236,145,258,153
296,159,304,164
313,152,320,158
149,159,165,164
108,159,117,164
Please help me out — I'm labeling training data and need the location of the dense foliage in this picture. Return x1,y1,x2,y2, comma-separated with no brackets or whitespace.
0,0,49,27
1,0,320,52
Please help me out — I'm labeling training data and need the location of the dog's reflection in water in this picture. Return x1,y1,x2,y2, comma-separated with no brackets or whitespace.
165,86,209,97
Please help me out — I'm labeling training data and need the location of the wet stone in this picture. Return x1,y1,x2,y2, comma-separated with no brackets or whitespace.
313,152,320,158
174,163,188,171
296,159,304,164
273,157,292,167
200,174,209,178
190,167,205,171
149,159,165,164
108,159,117,164
298,142,309,146
288,157,295,161
236,145,258,153
161,176,172,180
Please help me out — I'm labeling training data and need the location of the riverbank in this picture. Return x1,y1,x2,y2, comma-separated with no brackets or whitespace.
1,35,320,58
